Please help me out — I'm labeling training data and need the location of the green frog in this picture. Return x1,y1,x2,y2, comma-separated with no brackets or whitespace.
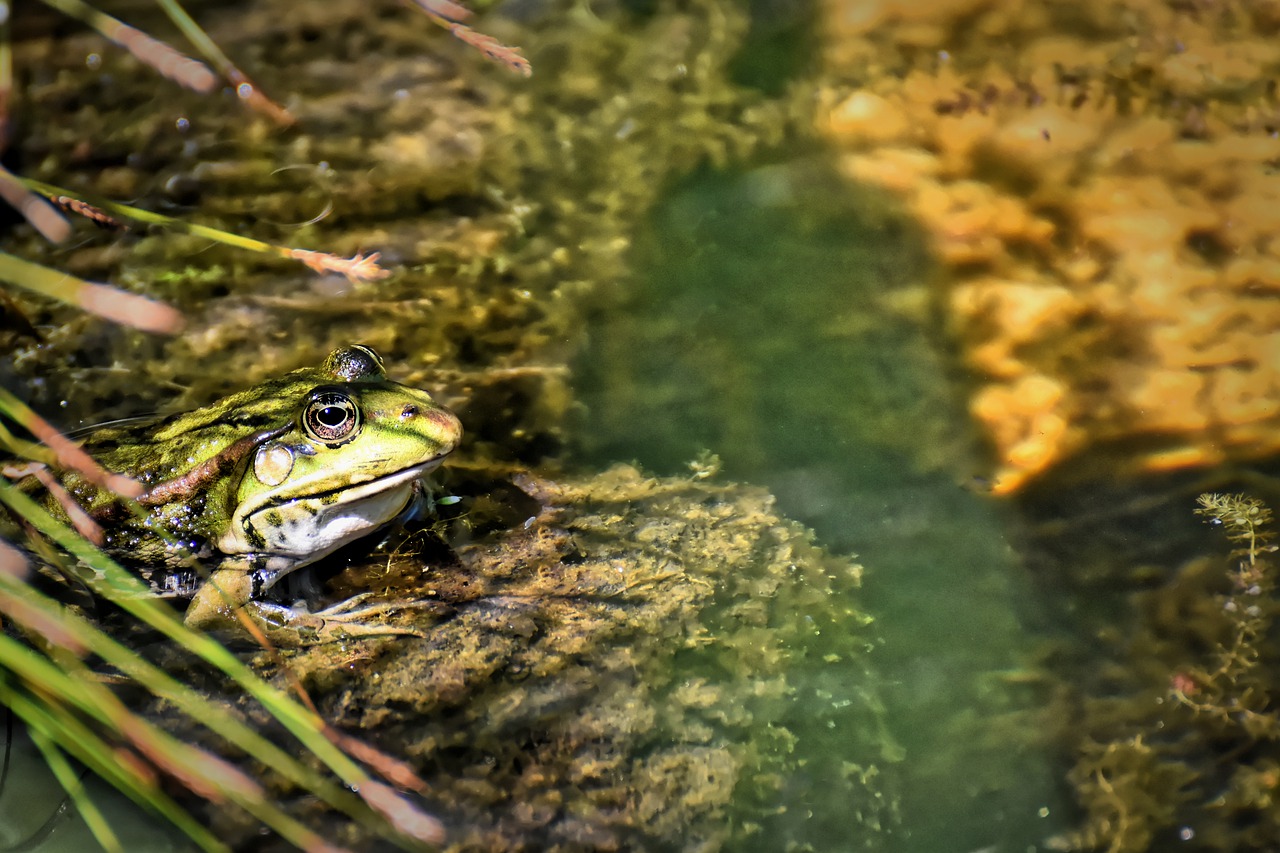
25,345,462,645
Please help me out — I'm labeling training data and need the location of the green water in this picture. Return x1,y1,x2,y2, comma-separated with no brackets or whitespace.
0,717,191,852
3,0,1214,849
573,161,1069,851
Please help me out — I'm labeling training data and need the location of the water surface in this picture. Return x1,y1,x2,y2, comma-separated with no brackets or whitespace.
574,160,1070,851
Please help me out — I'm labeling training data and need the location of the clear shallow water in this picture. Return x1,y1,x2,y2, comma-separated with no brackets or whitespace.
2,1,1176,848
0,717,191,852
572,161,1071,851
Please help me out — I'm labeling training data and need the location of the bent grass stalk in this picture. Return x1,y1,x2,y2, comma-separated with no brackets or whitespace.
21,178,392,282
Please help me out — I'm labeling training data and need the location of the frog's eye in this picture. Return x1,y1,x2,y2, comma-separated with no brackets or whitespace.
303,390,361,445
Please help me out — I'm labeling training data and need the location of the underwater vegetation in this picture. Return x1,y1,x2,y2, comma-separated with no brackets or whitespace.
0,1,898,849
135,465,895,850
1053,493,1280,852
0,3,533,849
812,7,1280,841
0,0,527,334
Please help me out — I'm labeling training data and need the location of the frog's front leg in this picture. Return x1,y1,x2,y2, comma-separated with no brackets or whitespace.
184,568,424,645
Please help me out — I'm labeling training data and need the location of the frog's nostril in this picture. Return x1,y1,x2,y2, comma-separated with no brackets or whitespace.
401,404,419,419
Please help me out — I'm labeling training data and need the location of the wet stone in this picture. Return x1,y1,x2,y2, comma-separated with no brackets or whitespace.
173,465,895,851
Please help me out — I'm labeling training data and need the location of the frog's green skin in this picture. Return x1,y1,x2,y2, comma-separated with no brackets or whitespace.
41,345,462,645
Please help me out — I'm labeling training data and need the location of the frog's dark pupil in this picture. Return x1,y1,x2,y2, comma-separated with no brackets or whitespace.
318,406,346,427
304,391,359,443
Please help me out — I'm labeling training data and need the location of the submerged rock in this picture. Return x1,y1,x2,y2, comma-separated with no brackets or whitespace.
816,0,1280,494
203,465,895,851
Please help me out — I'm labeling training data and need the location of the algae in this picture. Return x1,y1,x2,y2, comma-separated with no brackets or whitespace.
1049,493,1280,853
1,0,897,848
3,0,797,462
143,465,895,850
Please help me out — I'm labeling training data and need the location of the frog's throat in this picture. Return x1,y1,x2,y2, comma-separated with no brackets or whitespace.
217,458,445,563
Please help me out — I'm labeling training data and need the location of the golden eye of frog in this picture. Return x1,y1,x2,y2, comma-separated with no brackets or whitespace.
45,344,462,645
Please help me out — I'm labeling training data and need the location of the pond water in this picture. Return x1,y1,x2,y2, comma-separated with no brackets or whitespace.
572,160,1068,851
4,0,1269,851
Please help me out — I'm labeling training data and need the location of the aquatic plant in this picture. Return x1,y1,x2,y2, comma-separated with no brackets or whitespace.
0,477,450,852
408,0,530,77
1054,493,1280,853
0,0,274,328
1174,494,1280,737
0,0,876,847
0,1,532,849
0,269,446,849
0,0,526,327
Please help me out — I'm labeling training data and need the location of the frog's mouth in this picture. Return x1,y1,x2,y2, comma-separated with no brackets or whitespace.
300,457,447,507
221,458,448,562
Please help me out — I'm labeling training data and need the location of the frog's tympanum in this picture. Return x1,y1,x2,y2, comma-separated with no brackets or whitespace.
28,345,462,645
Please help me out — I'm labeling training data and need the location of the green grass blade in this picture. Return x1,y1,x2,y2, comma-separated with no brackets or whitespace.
0,678,228,853
0,420,55,466
0,252,183,333
151,0,234,79
0,481,442,846
0,633,355,851
19,178,273,252
27,728,124,853
0,482,352,765
17,179,389,280
0,568,382,832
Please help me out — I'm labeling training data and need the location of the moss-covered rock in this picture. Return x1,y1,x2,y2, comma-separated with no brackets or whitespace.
2,2,896,848
146,465,895,850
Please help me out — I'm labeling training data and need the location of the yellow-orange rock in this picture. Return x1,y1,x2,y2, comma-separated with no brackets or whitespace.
819,0,1280,492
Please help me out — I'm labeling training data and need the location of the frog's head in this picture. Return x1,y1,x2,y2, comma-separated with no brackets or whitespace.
217,345,462,566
